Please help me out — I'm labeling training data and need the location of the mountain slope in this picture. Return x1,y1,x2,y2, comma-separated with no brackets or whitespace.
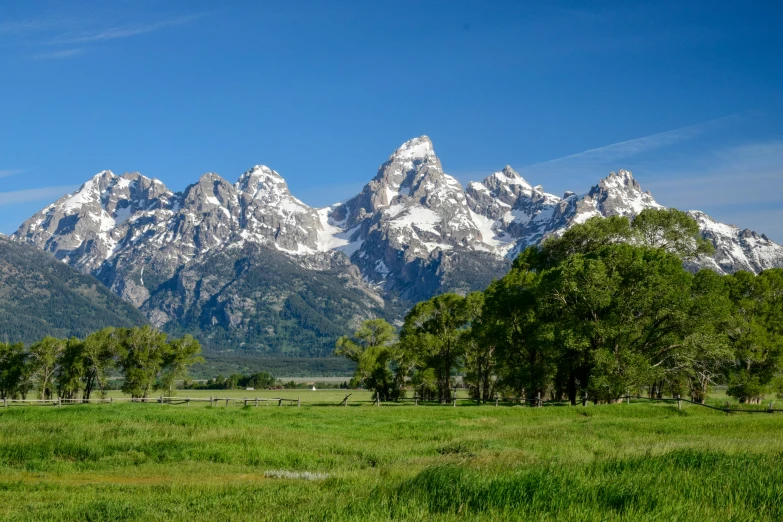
142,243,390,355
11,135,783,355
0,235,148,344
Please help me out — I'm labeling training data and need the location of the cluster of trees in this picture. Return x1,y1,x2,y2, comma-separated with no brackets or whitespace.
0,326,202,400
185,371,277,390
183,373,350,390
336,209,783,405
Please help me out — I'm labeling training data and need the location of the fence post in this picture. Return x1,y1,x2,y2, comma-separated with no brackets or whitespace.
537,392,541,408
627,395,630,405
278,399,282,407
582,393,587,407
58,397,61,408
3,397,7,408
376,393,380,407
298,397,300,407
255,397,258,407
495,397,498,407
244,397,247,407
452,397,456,407
725,401,730,414
677,396,682,411
769,402,774,413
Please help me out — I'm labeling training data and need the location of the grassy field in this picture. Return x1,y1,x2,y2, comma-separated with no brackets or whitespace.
1,398,782,521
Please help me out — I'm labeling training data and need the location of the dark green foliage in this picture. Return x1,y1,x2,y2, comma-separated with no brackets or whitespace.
335,319,400,399
187,371,277,390
522,208,714,271
0,342,29,399
0,327,202,400
0,237,147,344
392,209,782,406
724,269,783,403
400,293,482,400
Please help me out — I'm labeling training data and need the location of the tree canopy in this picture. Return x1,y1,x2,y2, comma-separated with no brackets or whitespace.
335,208,783,405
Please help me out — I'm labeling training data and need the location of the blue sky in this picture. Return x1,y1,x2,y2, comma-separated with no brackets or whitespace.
1,1,782,240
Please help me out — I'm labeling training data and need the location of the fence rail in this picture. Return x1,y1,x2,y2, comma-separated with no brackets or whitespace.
1,396,301,408
1,394,779,414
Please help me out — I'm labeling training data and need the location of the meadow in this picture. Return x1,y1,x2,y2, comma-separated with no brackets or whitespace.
1,394,782,521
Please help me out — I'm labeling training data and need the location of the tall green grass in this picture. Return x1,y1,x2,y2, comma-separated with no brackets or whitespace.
0,402,781,520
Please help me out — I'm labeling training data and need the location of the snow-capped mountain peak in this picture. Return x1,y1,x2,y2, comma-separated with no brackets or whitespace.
236,165,289,195
391,135,436,161
11,136,783,314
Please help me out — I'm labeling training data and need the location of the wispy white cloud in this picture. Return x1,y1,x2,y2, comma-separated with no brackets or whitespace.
46,14,204,46
643,140,783,208
0,169,23,178
527,114,740,168
0,185,76,206
34,48,84,60
1,12,205,58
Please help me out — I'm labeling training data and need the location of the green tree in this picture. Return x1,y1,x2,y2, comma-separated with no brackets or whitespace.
525,216,633,270
462,293,500,402
244,372,277,389
631,208,714,259
725,269,783,403
161,334,203,395
0,342,30,399
334,319,399,400
483,268,552,402
29,336,66,400
117,326,169,399
673,270,734,403
400,293,479,401
538,245,711,403
81,327,122,400
55,337,85,400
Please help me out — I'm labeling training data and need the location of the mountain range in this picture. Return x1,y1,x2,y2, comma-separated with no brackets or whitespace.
0,235,147,344
11,136,783,355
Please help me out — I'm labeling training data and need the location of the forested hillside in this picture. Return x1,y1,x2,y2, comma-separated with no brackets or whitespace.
144,243,395,356
0,236,147,344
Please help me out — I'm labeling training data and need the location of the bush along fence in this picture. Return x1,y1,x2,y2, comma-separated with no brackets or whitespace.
1,396,300,408
1,393,780,414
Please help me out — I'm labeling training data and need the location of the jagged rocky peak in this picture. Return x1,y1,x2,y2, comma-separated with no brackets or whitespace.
182,172,240,210
391,135,437,161
375,135,445,193
336,136,453,225
236,165,290,196
686,210,783,275
10,135,783,339
583,169,661,217
479,166,532,198
235,165,312,215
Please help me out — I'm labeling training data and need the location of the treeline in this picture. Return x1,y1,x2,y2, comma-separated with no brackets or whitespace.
184,372,277,390
336,209,783,405
0,326,202,400
184,373,350,390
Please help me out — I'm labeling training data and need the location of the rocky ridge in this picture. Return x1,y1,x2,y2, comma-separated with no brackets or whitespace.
12,136,783,353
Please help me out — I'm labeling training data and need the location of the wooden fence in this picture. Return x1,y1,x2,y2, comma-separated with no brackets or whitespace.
1,393,779,414
1,396,300,408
